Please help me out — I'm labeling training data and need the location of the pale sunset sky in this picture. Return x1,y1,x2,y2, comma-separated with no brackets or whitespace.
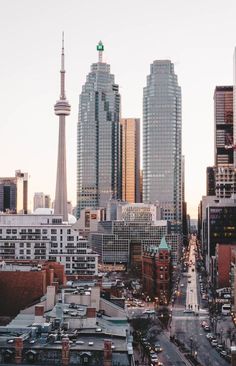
1,0,236,218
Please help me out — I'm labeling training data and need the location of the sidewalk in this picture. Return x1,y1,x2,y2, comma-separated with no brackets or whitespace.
213,315,236,348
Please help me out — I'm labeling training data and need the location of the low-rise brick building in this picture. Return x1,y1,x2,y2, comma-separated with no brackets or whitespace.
0,260,66,316
215,243,236,289
142,237,171,304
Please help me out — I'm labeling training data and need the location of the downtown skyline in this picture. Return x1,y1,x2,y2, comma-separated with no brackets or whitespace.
2,0,236,218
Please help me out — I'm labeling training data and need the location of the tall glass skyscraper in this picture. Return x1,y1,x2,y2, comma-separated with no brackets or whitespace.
143,60,182,231
77,42,121,218
121,118,141,203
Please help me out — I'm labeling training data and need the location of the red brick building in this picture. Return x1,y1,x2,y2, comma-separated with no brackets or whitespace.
0,260,66,316
215,243,236,289
142,237,171,304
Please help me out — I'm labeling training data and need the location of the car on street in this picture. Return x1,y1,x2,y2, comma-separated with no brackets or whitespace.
220,350,228,358
143,310,156,315
216,344,224,352
154,343,163,353
224,354,231,362
206,333,215,340
211,339,218,347
76,340,84,345
183,308,194,313
150,354,159,362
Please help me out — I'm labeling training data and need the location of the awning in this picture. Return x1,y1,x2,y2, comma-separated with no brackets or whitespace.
4,349,13,354
26,350,37,355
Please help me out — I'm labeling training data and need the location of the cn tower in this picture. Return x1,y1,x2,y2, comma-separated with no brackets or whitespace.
54,33,70,222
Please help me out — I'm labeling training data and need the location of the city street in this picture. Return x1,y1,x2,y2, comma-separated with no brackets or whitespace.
131,236,232,365
171,236,230,366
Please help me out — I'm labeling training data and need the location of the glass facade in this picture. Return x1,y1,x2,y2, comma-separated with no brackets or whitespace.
214,86,233,166
207,206,236,258
143,60,182,231
77,58,121,218
120,118,140,203
90,220,181,266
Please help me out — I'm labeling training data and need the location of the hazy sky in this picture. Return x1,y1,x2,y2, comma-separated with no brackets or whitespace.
1,0,236,218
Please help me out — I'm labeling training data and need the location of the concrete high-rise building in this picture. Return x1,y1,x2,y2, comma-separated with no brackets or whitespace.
233,48,236,167
214,86,233,166
77,42,121,218
33,193,51,211
0,170,28,214
44,194,51,208
120,118,140,203
213,86,236,198
33,192,45,211
54,34,70,222
140,170,143,203
206,167,216,196
143,60,182,231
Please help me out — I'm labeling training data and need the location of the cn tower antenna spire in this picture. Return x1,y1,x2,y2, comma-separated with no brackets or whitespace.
54,33,71,222
60,31,65,99
97,40,104,63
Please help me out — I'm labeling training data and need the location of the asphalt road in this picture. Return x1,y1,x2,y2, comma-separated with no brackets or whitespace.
132,236,230,365
171,237,229,366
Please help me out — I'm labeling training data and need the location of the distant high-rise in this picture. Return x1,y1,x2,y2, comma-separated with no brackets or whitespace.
206,167,216,196
143,60,182,231
121,118,140,203
214,86,236,198
54,34,70,222
44,194,51,208
33,192,51,211
77,42,121,218
233,49,236,166
0,170,28,214
33,192,45,211
214,86,233,166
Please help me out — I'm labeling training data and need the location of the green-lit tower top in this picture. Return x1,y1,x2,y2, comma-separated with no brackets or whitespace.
97,41,104,62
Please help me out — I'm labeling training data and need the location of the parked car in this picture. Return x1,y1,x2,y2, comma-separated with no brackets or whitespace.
211,339,218,347
183,309,194,313
220,350,227,358
216,344,224,352
154,343,163,353
206,333,215,340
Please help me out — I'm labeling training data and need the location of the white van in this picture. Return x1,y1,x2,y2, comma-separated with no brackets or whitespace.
221,304,231,315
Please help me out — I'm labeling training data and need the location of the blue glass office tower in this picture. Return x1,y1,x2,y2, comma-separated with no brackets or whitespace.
77,42,121,218
143,60,182,232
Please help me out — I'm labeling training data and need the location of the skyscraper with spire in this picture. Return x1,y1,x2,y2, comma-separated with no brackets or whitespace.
54,33,71,222
77,42,121,218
